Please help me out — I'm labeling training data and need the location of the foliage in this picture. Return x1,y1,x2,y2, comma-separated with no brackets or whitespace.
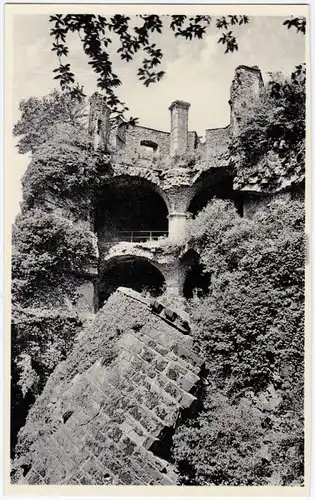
12,208,98,306
173,198,305,485
232,66,306,191
10,305,84,458
283,17,306,33
173,393,268,485
15,354,40,397
19,122,112,209
49,14,305,121
13,90,88,154
11,306,83,379
173,389,303,486
49,14,250,119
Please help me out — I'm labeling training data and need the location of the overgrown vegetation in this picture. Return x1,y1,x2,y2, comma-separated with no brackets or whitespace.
13,90,88,154
172,198,305,485
232,66,306,192
12,209,98,306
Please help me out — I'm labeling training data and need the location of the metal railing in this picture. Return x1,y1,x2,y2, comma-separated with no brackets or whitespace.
111,230,168,243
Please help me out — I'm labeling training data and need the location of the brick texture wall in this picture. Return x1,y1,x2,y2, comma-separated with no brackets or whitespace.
205,126,231,160
123,125,171,158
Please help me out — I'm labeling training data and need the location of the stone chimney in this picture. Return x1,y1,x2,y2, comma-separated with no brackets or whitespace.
169,100,190,157
88,92,111,150
229,65,264,137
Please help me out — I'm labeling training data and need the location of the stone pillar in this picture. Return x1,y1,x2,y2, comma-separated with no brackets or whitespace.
168,212,187,243
88,92,111,150
169,100,190,157
162,261,186,298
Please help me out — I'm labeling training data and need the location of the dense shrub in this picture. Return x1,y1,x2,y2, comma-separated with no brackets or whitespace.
21,123,111,209
12,208,98,306
172,197,305,485
10,307,83,455
13,90,89,154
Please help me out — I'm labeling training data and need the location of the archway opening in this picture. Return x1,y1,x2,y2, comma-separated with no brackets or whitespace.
98,257,166,309
95,176,169,245
188,176,243,217
181,250,211,299
183,265,211,299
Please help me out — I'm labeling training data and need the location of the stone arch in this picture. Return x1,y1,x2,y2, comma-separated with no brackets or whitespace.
111,169,171,211
183,168,243,216
97,254,167,308
95,174,170,247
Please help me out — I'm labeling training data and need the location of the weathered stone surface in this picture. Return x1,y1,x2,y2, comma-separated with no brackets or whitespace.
14,287,203,485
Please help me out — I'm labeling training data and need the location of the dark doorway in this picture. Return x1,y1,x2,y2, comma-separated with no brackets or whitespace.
181,250,211,299
183,264,211,299
188,176,243,217
98,257,166,309
95,177,169,245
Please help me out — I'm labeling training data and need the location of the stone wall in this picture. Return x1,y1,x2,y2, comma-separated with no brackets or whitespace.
14,288,204,486
205,126,231,160
123,125,171,159
88,93,111,150
188,131,199,151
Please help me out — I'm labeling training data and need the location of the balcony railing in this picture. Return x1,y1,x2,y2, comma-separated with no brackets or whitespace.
111,230,168,243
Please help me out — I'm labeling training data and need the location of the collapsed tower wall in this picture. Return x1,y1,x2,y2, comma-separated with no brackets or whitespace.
14,288,204,485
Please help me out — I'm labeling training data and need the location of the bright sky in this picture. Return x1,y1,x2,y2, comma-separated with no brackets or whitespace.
10,14,306,221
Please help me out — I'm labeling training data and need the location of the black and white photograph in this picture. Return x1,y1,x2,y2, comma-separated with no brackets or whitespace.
4,2,311,492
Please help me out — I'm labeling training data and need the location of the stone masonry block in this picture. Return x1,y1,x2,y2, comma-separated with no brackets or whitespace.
172,362,188,376
26,470,44,485
165,365,180,382
30,458,47,481
177,345,204,368
77,471,94,485
155,359,168,372
46,436,64,460
45,460,68,484
140,345,156,363
108,423,124,442
127,429,146,448
180,392,197,409
177,375,197,392
149,341,169,357
81,457,107,484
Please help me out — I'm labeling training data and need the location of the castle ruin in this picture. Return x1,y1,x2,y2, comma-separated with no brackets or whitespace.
12,64,304,485
61,64,286,314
